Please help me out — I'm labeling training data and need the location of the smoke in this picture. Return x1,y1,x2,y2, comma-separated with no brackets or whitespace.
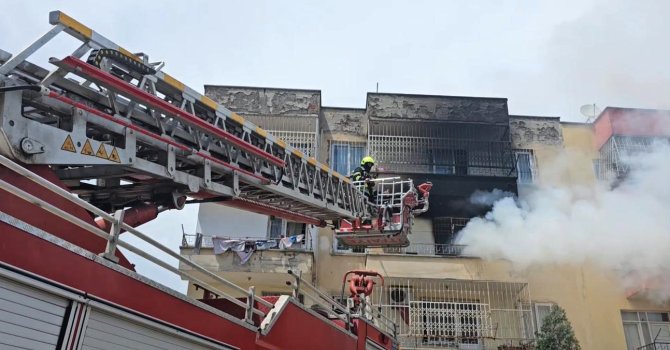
469,189,516,207
456,142,670,300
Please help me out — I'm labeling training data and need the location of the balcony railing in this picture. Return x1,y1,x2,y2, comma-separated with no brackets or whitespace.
182,233,313,252
335,243,469,257
382,243,467,256
639,342,670,350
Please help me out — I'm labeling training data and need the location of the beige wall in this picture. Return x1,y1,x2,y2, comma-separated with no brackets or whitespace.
314,227,367,295
561,123,598,186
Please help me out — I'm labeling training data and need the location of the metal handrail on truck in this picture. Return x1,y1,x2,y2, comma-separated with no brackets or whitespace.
0,154,273,323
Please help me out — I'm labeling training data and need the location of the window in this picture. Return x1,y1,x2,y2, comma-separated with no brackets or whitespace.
432,217,468,256
286,221,305,236
534,303,554,332
430,149,468,175
330,142,366,175
268,218,306,238
268,219,307,249
515,150,535,184
621,311,670,349
268,217,283,239
409,301,486,347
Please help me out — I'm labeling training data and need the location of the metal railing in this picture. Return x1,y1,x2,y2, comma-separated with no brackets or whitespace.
286,270,399,339
382,243,467,256
375,278,533,349
367,121,516,177
0,154,273,325
335,243,468,257
182,233,313,251
639,342,670,350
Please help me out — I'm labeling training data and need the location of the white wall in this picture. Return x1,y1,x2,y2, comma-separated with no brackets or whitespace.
196,203,269,239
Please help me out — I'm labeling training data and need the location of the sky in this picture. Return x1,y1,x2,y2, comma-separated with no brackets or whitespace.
1,0,669,291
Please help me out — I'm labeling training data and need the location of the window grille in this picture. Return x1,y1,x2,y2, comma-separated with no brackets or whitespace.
245,115,318,157
376,279,533,349
368,120,516,177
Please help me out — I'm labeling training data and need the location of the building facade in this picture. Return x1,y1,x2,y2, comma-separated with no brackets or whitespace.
179,87,670,350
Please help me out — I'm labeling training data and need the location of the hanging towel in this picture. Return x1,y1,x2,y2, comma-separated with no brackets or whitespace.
211,238,245,255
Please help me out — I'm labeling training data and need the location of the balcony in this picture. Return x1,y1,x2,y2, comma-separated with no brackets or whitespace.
180,234,314,286
182,233,313,252
382,243,467,257
335,243,470,258
375,278,533,349
368,120,516,178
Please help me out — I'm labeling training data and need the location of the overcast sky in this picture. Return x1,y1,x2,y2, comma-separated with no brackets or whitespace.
2,0,669,291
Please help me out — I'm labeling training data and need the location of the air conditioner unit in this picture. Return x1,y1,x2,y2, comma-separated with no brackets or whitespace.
389,287,409,305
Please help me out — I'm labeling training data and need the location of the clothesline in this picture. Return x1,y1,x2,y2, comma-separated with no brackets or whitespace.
209,234,306,265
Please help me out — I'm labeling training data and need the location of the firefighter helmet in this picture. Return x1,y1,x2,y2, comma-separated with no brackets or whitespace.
361,156,375,166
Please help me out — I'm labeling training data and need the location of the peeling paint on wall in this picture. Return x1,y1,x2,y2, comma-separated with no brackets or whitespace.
205,86,321,116
367,93,509,123
321,107,367,136
510,116,564,148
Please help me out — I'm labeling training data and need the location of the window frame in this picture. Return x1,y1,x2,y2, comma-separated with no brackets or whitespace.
515,150,536,184
534,302,555,332
621,311,670,348
267,218,307,240
330,142,367,176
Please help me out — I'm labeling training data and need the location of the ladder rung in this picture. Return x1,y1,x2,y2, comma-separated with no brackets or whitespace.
53,56,285,168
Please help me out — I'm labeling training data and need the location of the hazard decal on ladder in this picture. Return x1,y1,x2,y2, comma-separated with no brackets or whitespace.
96,144,109,159
108,147,121,163
61,135,76,153
81,140,94,155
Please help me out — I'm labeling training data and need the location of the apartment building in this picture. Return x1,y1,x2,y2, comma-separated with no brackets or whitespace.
179,87,670,350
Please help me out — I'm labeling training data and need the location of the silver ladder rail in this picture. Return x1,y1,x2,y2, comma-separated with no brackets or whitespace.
0,11,368,224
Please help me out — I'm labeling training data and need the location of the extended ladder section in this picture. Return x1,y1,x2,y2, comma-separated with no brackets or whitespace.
0,11,368,226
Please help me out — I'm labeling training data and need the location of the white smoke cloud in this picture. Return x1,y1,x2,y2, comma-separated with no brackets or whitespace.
469,189,516,207
456,142,670,300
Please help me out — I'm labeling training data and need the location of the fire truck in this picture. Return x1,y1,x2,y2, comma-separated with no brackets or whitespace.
0,11,432,349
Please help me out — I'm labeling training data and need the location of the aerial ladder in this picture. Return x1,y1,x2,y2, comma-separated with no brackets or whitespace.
0,11,431,248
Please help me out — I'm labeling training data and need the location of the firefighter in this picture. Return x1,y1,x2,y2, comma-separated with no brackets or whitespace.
350,156,376,202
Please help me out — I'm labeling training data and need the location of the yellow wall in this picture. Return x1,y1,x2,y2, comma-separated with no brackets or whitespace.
561,123,598,185
315,227,367,295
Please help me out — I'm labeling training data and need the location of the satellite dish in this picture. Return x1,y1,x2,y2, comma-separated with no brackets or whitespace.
580,104,601,123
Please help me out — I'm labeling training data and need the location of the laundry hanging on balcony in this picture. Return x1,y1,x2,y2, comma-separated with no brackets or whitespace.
279,234,305,249
211,238,256,265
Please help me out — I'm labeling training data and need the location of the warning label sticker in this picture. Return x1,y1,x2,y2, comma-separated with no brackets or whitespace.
108,147,121,163
61,135,76,153
96,144,109,159
81,140,94,155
